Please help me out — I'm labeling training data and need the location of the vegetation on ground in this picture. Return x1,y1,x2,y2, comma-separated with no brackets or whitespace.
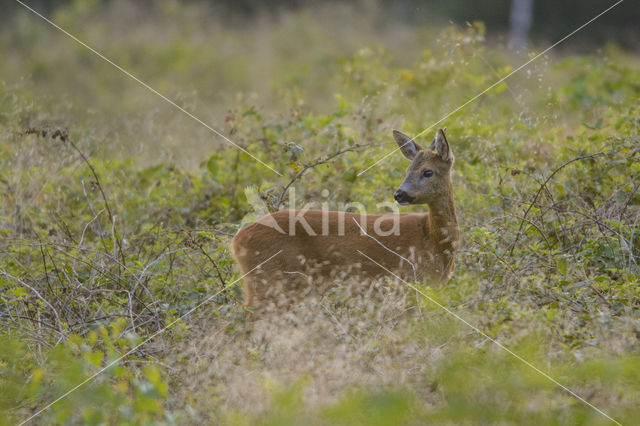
1,1,639,424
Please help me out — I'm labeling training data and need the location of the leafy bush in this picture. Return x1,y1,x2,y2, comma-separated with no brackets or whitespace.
1,1,639,424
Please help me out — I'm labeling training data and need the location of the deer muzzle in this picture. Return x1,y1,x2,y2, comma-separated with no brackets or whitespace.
394,189,415,205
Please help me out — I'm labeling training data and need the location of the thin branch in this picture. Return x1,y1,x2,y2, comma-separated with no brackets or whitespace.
508,152,604,256
276,143,373,209
25,127,126,266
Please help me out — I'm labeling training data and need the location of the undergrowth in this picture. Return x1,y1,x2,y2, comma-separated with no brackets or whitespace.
1,1,639,424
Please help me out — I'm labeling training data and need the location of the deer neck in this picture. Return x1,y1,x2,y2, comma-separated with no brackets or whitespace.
426,183,459,255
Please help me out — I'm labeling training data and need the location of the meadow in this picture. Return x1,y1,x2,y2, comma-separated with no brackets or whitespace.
1,1,639,424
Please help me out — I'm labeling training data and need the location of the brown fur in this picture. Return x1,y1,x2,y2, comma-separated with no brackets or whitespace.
231,129,459,307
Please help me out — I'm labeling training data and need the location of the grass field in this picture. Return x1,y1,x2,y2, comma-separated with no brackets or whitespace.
1,1,639,424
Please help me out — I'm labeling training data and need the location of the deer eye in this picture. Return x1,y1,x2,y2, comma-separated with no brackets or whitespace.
423,170,434,178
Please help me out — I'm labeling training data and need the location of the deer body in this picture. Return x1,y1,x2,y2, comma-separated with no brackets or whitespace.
231,129,459,307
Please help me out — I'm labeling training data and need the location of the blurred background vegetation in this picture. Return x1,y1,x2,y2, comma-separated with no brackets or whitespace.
1,0,639,424
3,0,640,49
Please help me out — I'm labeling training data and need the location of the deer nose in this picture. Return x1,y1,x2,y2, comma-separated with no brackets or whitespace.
394,189,415,204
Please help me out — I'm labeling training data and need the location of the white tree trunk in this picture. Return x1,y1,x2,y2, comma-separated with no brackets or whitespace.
509,0,534,51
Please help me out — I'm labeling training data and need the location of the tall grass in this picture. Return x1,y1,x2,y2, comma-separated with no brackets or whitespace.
1,1,639,424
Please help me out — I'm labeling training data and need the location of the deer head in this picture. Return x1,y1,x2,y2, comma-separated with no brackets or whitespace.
393,128,454,205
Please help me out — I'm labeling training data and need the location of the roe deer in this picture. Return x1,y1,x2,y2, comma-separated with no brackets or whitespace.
231,128,459,307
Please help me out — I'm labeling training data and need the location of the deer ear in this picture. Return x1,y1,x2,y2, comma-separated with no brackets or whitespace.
393,130,422,161
433,128,453,163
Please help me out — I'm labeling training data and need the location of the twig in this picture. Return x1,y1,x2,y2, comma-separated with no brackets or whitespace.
184,231,228,290
25,127,126,267
1,270,66,338
508,152,603,256
321,303,356,340
276,143,373,209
